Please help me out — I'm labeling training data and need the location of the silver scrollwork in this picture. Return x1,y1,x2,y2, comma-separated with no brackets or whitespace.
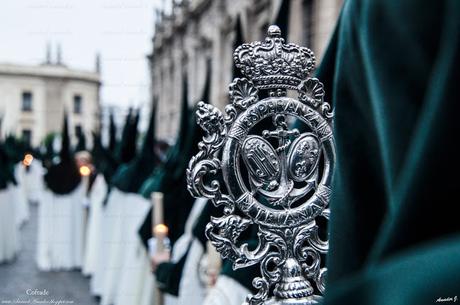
187,25,335,305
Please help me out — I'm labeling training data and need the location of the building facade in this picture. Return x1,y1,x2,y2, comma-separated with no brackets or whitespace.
0,62,101,147
149,0,342,141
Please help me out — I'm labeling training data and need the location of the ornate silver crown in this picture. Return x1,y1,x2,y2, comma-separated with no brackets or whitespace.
187,25,335,305
234,25,315,90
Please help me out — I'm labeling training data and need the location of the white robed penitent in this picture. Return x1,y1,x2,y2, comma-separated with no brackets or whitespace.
82,174,108,276
0,185,21,263
21,160,45,204
90,187,150,305
36,183,85,270
13,163,29,226
174,197,208,305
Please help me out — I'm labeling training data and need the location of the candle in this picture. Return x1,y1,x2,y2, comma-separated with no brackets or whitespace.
79,165,91,200
151,192,167,251
152,192,164,227
206,241,222,287
151,192,165,305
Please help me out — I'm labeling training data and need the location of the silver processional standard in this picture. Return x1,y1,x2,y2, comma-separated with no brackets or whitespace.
187,25,336,305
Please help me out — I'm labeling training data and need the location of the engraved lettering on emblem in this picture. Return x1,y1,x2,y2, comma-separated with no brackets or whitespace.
267,100,277,114
285,100,297,113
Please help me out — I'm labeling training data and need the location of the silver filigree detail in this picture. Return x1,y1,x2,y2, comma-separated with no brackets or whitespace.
230,78,259,110
187,25,336,305
298,78,325,108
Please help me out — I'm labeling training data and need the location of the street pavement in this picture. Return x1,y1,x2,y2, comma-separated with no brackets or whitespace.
0,203,99,305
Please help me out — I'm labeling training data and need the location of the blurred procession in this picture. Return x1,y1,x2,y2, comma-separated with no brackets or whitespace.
0,1,342,305
3,0,459,304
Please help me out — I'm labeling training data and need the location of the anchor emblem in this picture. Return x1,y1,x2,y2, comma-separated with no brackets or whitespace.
242,115,320,209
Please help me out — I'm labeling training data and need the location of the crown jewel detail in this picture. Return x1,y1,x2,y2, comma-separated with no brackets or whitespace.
234,25,316,90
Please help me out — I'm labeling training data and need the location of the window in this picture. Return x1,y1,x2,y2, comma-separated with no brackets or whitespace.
22,91,32,111
22,129,32,146
73,94,82,114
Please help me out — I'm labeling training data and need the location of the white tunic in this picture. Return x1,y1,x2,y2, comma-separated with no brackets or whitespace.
91,188,150,305
82,174,108,276
13,163,29,226
176,198,208,305
23,161,46,204
0,186,20,263
36,183,85,270
203,275,251,305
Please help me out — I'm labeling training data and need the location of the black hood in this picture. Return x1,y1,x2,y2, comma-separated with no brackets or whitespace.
44,113,81,195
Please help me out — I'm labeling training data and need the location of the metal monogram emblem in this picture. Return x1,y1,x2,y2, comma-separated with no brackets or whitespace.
187,25,335,305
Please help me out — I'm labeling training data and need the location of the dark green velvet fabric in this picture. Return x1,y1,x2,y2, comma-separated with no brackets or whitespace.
317,0,460,303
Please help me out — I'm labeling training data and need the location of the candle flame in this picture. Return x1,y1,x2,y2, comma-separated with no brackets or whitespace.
79,165,91,177
154,224,169,235
23,154,34,166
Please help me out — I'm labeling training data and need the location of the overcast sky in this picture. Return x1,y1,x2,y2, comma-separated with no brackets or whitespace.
0,0,166,112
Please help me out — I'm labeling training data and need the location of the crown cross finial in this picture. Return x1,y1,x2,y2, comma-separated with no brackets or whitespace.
267,25,281,38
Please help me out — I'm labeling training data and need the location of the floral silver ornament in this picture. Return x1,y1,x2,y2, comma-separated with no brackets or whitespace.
187,25,335,305
298,78,325,108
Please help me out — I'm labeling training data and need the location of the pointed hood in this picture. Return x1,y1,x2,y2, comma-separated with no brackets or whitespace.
42,133,56,169
173,60,210,180
139,102,157,160
117,108,139,164
139,72,190,196
91,131,119,184
232,15,245,79
44,113,81,195
112,102,159,193
138,62,210,247
60,113,71,161
108,111,117,152
75,129,86,152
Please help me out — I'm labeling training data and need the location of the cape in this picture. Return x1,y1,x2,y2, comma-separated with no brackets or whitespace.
315,1,460,304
